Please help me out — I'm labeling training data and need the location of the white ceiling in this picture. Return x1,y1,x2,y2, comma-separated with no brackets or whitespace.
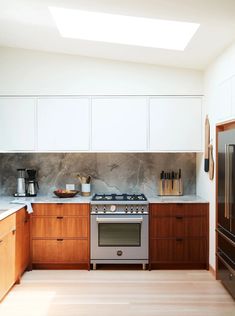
0,0,235,70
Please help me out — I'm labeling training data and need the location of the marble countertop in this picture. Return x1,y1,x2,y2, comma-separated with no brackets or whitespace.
0,195,92,221
0,194,208,221
147,195,208,204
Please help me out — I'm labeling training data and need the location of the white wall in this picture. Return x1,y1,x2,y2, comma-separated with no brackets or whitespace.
0,46,202,96
197,42,235,270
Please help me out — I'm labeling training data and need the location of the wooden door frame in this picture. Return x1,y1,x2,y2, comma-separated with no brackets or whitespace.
215,119,235,278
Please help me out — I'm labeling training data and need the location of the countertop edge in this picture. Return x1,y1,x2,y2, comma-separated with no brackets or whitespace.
0,195,209,221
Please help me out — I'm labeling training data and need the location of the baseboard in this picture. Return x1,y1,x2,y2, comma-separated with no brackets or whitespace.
209,264,216,277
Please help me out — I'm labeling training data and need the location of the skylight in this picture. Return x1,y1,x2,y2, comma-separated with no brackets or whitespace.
49,7,200,51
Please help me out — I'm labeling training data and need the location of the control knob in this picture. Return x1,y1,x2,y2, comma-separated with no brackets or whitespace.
110,205,116,212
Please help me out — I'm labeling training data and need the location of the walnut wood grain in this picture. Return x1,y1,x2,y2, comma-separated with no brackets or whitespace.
149,203,209,269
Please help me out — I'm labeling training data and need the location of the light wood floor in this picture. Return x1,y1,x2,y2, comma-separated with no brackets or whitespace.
0,270,234,316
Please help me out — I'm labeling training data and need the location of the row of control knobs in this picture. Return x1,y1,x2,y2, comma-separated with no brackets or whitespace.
92,205,147,213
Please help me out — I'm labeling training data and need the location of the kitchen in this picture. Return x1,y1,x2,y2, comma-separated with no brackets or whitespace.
0,1,235,315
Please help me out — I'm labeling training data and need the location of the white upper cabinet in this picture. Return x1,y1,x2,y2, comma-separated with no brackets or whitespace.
37,98,90,151
91,97,148,151
149,97,202,151
0,98,35,151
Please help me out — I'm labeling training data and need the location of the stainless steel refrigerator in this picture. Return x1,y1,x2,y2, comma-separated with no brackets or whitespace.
217,128,235,298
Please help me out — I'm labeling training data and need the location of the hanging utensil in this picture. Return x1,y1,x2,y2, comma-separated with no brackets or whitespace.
209,144,214,180
204,115,210,172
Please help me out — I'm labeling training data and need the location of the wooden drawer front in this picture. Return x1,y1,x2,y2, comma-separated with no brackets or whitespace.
151,216,185,238
150,203,208,218
32,203,89,216
32,217,88,238
151,216,207,238
0,213,16,238
150,238,187,262
32,239,88,263
151,238,207,263
185,216,207,237
187,238,207,263
150,203,185,217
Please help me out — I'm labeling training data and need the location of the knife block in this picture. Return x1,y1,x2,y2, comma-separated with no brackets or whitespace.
158,179,183,196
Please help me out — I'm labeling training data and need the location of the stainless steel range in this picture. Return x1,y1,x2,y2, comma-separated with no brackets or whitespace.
90,193,149,270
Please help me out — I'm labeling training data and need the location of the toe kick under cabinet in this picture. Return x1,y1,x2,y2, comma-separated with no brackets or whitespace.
31,203,90,270
149,203,209,269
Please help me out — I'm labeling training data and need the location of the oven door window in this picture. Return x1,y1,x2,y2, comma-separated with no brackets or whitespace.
98,223,141,247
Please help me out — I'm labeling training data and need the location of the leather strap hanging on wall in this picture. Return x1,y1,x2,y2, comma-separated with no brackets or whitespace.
208,144,214,180
204,115,210,172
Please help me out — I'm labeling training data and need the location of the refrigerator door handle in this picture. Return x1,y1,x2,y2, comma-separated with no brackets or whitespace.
225,144,230,219
225,144,233,220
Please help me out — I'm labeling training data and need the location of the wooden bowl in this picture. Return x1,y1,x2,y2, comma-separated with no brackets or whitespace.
54,190,79,198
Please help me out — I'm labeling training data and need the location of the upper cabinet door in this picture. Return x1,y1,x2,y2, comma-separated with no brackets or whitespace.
91,97,148,151
149,97,202,151
0,98,35,151
37,98,90,151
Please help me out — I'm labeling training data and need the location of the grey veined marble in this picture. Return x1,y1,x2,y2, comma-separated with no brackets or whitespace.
0,153,196,196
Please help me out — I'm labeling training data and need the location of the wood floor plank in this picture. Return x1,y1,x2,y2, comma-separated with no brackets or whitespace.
0,270,234,316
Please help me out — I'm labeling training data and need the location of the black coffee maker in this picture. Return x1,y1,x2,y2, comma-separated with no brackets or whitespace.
26,169,39,196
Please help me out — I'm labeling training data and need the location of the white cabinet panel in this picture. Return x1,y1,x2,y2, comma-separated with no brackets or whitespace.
0,98,35,151
149,97,202,151
37,98,90,151
216,79,232,121
92,97,147,151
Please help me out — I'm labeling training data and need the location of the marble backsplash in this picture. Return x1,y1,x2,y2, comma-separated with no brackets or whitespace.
0,153,196,197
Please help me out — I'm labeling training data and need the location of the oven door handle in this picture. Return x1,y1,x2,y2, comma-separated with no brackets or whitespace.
96,217,144,223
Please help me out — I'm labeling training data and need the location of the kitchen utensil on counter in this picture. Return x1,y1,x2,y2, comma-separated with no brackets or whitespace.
81,184,91,196
26,169,39,197
15,168,27,197
204,115,210,172
158,169,183,196
54,189,79,198
77,174,91,196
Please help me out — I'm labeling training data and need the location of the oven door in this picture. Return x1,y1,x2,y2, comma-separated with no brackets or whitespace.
91,214,148,260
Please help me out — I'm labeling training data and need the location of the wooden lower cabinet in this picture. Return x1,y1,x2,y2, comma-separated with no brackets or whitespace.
150,203,209,269
32,239,88,263
0,214,16,301
31,203,90,269
15,208,30,282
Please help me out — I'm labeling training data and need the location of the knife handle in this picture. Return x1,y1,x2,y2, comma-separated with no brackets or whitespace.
204,159,209,172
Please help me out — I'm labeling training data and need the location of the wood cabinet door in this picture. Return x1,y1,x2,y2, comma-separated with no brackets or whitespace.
15,209,30,280
32,216,88,238
149,203,209,268
0,230,15,300
32,239,88,263
22,214,30,272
